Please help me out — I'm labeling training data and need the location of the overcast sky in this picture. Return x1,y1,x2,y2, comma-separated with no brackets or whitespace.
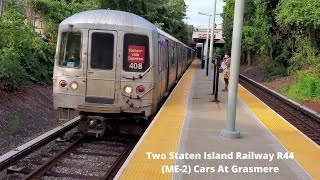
184,0,225,28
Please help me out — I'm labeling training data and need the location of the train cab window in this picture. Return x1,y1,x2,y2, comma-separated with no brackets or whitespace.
90,32,114,70
123,34,150,72
58,32,81,68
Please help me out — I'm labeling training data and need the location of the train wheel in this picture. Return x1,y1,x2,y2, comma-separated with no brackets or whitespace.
77,115,89,133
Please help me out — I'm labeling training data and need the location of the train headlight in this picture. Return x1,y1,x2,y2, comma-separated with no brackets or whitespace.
70,82,78,91
124,85,133,95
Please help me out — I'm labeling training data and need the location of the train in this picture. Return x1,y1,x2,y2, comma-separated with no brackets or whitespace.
52,10,195,135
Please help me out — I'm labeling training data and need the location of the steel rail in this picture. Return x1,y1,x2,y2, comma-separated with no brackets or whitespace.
20,135,137,180
0,116,80,171
23,135,85,179
103,137,138,180
239,75,320,123
239,74,320,144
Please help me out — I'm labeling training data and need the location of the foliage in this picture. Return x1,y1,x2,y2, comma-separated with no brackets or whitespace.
0,0,55,91
275,0,320,30
281,71,320,102
28,0,100,42
223,0,320,101
222,0,234,52
215,48,224,57
0,0,190,92
9,111,22,135
275,0,320,74
101,0,190,44
29,0,190,44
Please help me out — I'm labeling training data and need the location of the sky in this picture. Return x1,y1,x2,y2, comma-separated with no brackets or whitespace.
184,0,225,28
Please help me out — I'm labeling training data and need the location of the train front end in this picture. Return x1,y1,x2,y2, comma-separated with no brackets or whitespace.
53,10,158,134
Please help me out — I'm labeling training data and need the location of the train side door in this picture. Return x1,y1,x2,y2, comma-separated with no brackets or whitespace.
86,30,117,104
158,38,169,98
165,40,170,91
175,44,178,80
161,39,169,94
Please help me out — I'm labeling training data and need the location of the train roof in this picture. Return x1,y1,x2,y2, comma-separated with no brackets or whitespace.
157,28,184,46
60,10,157,32
60,10,190,48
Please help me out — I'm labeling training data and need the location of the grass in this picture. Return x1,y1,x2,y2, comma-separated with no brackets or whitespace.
9,111,22,136
281,71,320,103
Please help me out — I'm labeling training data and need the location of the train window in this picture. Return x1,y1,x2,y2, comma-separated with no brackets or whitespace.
123,34,150,72
171,44,175,65
58,32,81,68
158,39,168,72
90,32,114,70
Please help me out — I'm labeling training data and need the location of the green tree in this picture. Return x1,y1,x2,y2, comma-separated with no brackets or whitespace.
276,0,320,73
0,0,55,91
222,0,320,102
0,0,192,92
222,0,235,53
29,0,100,42
101,0,189,44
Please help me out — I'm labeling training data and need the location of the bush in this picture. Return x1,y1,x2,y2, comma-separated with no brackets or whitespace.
0,1,55,91
0,48,29,91
29,0,100,42
281,71,320,102
256,55,287,82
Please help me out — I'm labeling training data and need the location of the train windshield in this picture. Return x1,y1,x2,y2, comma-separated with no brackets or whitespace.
58,32,81,68
123,34,150,72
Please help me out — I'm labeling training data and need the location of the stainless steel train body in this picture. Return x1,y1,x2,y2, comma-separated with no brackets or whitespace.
53,10,195,120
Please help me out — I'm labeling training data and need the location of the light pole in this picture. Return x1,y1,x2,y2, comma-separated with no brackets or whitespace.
212,16,222,96
198,12,212,76
208,0,218,81
221,0,245,138
0,0,6,16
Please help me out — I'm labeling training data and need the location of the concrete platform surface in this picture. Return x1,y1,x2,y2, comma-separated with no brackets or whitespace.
173,61,311,180
116,60,318,180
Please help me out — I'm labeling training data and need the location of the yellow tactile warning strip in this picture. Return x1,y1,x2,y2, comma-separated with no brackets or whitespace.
119,62,196,179
238,85,320,179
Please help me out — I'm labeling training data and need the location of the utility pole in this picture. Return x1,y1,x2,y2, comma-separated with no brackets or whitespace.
198,12,212,76
205,16,210,76
0,0,5,16
208,0,217,81
220,0,245,138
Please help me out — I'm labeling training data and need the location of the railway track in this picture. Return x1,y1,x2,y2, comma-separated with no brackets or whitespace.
239,74,320,145
23,135,137,180
0,117,139,180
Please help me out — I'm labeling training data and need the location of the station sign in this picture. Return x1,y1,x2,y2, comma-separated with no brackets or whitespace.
198,34,208,39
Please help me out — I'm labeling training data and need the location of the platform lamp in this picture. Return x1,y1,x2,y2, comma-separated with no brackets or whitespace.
207,0,217,82
198,12,212,76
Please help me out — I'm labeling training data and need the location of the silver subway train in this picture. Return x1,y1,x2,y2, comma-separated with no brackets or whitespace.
53,10,194,133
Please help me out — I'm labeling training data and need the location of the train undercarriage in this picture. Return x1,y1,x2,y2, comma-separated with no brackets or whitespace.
59,108,149,137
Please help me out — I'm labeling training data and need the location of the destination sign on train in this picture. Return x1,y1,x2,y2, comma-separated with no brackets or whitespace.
128,46,145,63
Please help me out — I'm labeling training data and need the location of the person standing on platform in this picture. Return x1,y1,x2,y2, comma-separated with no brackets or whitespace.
221,55,231,92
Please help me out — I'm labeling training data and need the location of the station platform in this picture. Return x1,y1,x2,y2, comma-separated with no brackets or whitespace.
115,60,320,180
